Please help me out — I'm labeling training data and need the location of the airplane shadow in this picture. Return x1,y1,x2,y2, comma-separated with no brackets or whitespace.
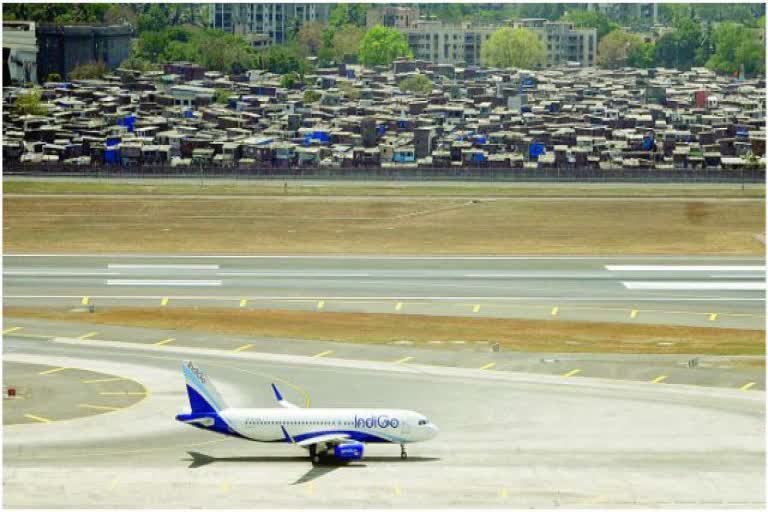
184,451,440,485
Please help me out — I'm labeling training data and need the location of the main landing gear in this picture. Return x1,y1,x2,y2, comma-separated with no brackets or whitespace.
400,444,408,460
309,445,320,464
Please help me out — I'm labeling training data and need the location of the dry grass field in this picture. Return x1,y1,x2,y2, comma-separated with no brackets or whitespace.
3,194,764,254
5,306,764,356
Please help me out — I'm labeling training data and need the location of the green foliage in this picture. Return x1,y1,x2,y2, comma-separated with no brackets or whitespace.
654,17,704,70
597,30,645,69
358,25,412,67
399,74,433,96
328,4,368,29
13,88,48,116
331,24,364,63
119,57,158,72
561,10,619,41
69,61,106,80
45,73,62,83
279,72,303,90
303,90,322,104
338,82,360,101
627,42,655,69
706,22,766,76
298,21,324,56
214,88,231,105
256,43,311,75
481,27,546,69
518,3,567,21
137,4,170,32
3,4,111,24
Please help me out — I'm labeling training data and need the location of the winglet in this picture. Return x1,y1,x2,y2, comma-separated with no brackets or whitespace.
271,383,283,402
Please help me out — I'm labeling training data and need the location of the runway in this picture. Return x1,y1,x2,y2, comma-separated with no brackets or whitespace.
3,334,765,508
4,254,765,328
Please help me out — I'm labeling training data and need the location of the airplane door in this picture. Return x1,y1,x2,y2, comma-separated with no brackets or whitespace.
401,418,411,435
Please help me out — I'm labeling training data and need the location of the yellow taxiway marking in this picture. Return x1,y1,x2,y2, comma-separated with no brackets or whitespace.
160,297,169,307
82,377,125,384
99,392,147,396
499,488,509,498
79,404,122,412
395,302,403,311
24,413,52,423
154,337,175,346
395,356,413,364
239,299,248,308
562,368,581,378
708,313,718,321
317,300,325,309
2,326,22,335
651,375,668,384
630,310,639,319
39,366,68,375
232,343,253,353
551,306,559,316
313,350,333,358
219,481,231,493
394,483,402,496
472,304,481,313
108,477,119,490
479,362,496,370
307,481,315,496
78,332,98,340
740,382,756,391
81,296,90,305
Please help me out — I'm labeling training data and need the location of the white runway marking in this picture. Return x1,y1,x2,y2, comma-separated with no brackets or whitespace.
107,264,220,270
218,272,370,277
4,271,121,276
622,282,766,291
4,294,764,301
8,254,765,261
463,273,610,278
607,265,765,272
105,280,222,287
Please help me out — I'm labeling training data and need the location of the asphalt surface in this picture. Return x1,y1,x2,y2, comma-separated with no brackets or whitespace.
3,334,764,508
4,255,765,328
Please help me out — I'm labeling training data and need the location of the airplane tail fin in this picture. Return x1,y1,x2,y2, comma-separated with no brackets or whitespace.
182,360,228,413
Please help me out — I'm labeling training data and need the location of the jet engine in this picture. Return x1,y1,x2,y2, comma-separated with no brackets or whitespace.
333,441,364,461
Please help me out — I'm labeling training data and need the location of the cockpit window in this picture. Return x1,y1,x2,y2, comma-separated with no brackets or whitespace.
418,419,428,425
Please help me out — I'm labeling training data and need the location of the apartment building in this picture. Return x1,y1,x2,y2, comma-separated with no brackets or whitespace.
210,3,329,46
366,6,419,29
511,19,596,67
587,3,658,25
405,21,497,66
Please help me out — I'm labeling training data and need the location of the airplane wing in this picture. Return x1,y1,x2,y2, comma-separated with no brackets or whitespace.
271,383,299,409
296,433,350,448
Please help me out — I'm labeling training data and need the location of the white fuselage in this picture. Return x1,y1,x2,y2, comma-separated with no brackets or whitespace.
220,408,438,444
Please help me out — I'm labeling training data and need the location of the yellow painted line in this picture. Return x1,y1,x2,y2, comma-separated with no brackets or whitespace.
562,368,581,378
81,296,89,305
479,362,496,370
395,302,403,311
154,337,175,346
39,366,68,375
219,481,231,493
239,299,248,308
82,377,125,384
160,297,169,307
499,488,509,498
108,477,119,490
709,313,718,321
395,356,413,364
630,310,639,319
79,403,122,412
472,304,480,313
307,481,315,496
651,375,667,384
99,392,147,396
232,343,253,353
24,413,52,423
313,350,333,358
551,306,559,316
317,300,325,309
394,483,402,496
2,326,22,335
78,332,98,340
740,382,756,391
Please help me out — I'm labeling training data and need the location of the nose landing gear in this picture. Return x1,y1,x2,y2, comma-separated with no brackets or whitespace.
400,444,408,460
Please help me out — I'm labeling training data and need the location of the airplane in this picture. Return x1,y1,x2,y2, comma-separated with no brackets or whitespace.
175,360,439,463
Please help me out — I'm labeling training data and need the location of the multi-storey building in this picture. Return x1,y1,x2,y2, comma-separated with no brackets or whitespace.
210,3,329,47
404,19,596,68
587,3,658,25
511,19,596,68
366,6,419,29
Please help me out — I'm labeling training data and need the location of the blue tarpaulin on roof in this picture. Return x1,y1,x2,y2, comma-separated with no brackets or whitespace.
529,142,546,160
118,114,136,133
472,152,486,162
106,137,121,146
184,109,194,119
471,135,487,144
642,134,655,151
105,148,121,164
376,124,387,136
736,127,749,138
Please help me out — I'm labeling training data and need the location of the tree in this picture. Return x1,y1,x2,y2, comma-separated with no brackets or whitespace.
103,4,137,25
627,42,655,68
298,22,324,56
13,89,48,116
481,27,546,69
303,90,322,104
358,25,412,67
653,17,704,70
256,43,311,75
280,72,303,89
706,21,766,76
561,10,619,41
331,24,364,63
69,61,106,79
328,4,368,29
597,29,645,69
399,74,433,96
137,4,169,33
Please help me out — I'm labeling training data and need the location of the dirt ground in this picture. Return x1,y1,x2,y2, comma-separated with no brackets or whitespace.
3,194,764,255
5,307,764,356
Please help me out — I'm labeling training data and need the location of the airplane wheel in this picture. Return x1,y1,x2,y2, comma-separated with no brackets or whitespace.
313,455,320,464
401,451,408,460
